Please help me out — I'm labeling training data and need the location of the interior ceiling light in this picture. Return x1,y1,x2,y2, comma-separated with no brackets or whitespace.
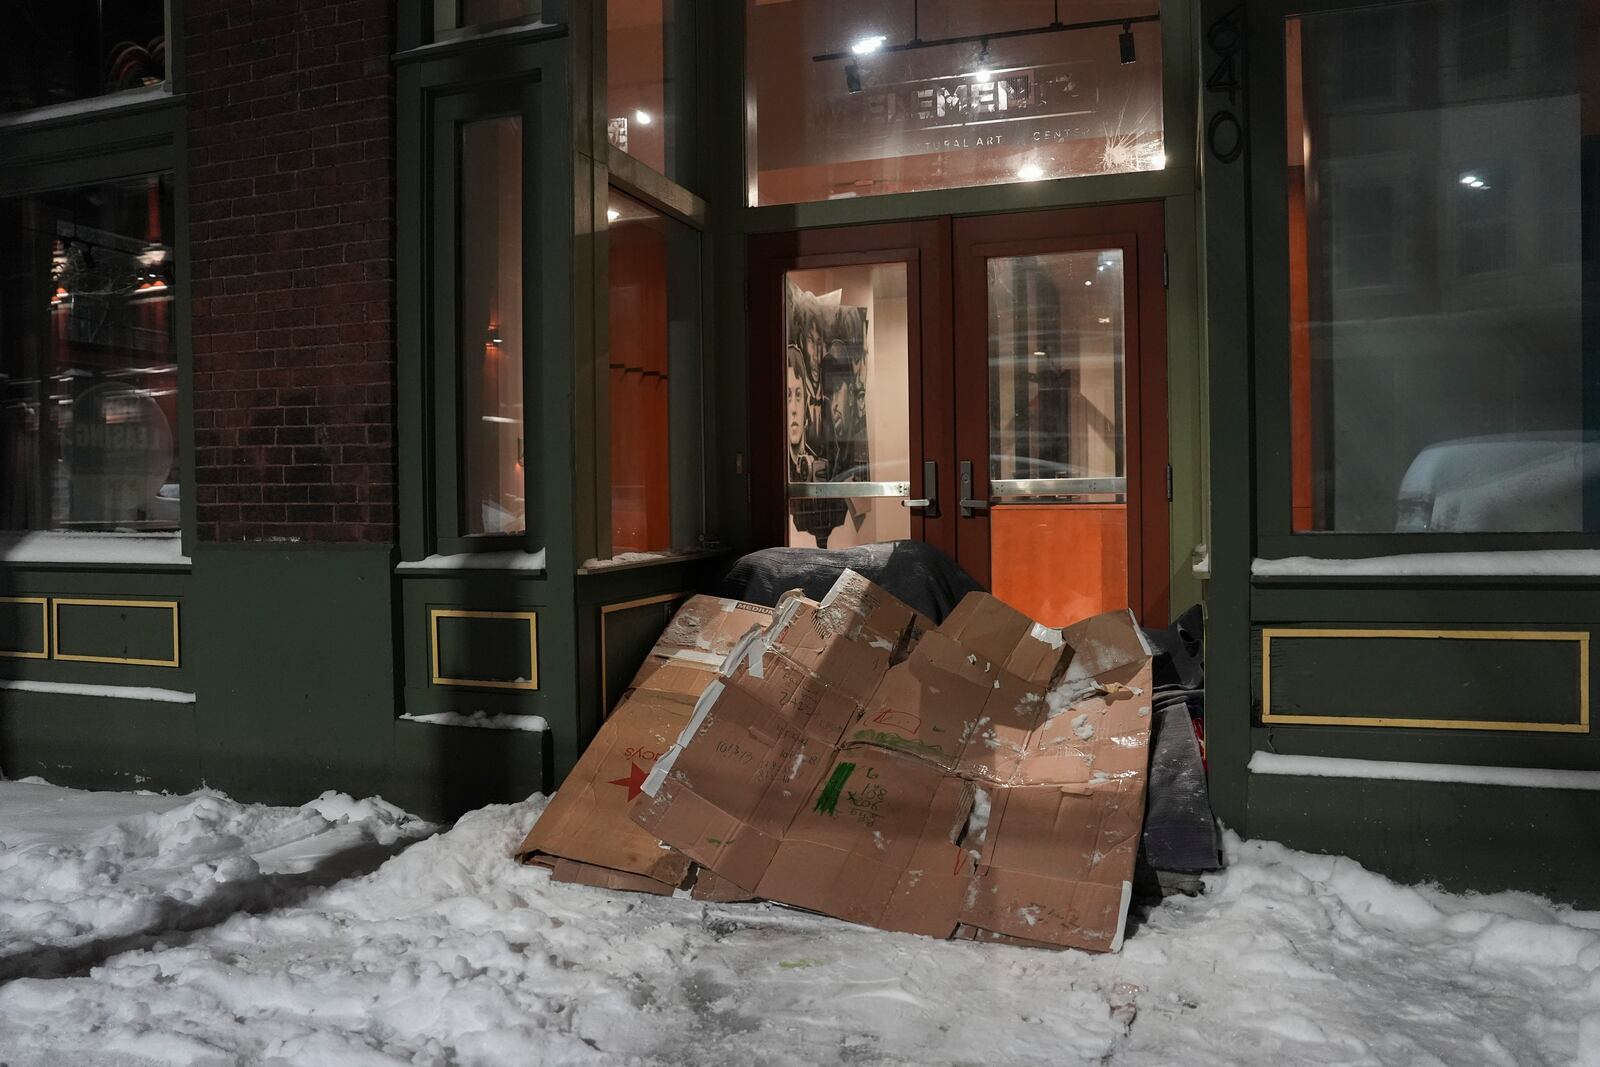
973,40,993,83
815,2,1158,67
1459,173,1479,184
1017,162,1044,181
633,109,652,126
606,208,621,222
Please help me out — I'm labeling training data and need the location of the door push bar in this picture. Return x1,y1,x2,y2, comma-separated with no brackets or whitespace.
901,459,939,516
959,459,989,517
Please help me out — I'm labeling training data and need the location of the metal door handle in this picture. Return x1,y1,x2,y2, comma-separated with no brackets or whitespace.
958,459,989,517
902,459,939,517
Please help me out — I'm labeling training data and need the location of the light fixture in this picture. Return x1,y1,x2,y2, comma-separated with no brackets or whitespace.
1119,23,1136,64
1459,174,1478,185
813,9,1160,64
607,208,621,222
1084,280,1093,286
633,109,653,126
844,60,864,94
973,39,993,83
1017,162,1044,181
1471,179,1486,189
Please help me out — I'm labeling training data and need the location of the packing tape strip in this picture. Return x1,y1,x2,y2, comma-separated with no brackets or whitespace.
1029,622,1065,650
641,678,726,798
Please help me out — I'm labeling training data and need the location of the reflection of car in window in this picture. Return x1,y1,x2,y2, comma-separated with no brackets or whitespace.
988,456,1087,479
1394,432,1597,533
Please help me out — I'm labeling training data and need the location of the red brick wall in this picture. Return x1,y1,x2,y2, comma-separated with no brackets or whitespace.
186,1,394,543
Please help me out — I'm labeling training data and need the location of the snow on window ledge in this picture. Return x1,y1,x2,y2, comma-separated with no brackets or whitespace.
0,84,173,129
1,532,189,568
395,549,547,574
399,711,547,732
0,679,195,704
1252,550,1600,578
1250,752,1600,792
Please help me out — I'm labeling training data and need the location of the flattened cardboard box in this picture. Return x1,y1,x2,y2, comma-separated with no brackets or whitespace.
515,595,775,895
632,571,1153,952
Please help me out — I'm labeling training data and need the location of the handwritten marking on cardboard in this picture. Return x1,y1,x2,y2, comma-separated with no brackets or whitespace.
814,761,856,815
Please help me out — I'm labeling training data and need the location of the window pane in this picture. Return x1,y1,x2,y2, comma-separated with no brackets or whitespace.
459,117,525,537
0,0,166,115
0,176,178,532
1286,0,1597,533
988,249,1129,626
783,264,910,549
989,251,1126,488
606,190,702,553
607,0,691,184
433,0,540,38
746,1,1164,207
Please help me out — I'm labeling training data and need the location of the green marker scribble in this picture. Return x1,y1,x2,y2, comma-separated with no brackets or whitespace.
814,761,856,815
780,958,826,970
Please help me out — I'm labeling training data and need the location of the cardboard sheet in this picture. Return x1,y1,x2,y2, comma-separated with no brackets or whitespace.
632,571,1153,952
515,595,776,893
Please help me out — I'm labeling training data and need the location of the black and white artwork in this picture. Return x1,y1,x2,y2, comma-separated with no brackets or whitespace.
784,278,869,548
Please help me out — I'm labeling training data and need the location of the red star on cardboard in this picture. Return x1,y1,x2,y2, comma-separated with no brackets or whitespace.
609,761,649,800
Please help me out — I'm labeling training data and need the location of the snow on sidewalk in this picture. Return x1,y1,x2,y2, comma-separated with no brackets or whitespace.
0,779,1597,1066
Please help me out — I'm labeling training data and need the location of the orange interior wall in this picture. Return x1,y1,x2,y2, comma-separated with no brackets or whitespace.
991,504,1128,627
608,219,671,552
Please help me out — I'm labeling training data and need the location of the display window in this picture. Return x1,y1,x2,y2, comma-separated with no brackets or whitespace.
606,0,693,187
746,0,1165,206
1284,0,1597,534
606,188,703,554
0,0,166,116
433,0,541,40
459,116,527,537
0,175,177,532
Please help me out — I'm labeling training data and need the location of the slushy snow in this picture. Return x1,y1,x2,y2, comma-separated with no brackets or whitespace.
2,777,1597,1065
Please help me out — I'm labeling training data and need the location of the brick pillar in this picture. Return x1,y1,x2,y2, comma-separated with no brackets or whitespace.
186,1,395,543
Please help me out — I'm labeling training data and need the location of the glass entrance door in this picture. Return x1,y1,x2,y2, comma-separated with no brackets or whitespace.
953,204,1169,626
748,220,956,558
749,206,1165,625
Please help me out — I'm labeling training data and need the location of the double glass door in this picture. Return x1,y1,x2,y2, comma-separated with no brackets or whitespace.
749,204,1168,625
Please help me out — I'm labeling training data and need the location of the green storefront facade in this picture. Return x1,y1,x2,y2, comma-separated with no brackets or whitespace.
1,0,1596,904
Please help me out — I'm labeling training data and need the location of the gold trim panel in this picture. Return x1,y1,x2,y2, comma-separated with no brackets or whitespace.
599,592,689,712
430,608,539,690
51,598,181,668
1261,627,1590,733
0,597,49,660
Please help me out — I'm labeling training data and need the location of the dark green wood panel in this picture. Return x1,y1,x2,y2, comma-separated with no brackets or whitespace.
0,693,201,795
1247,773,1600,907
1264,632,1587,730
389,718,547,822
433,612,537,688
0,599,48,658
1252,583,1600,626
600,596,685,714
190,546,397,805
54,600,180,666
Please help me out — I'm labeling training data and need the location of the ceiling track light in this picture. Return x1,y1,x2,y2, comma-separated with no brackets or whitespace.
845,60,864,94
816,3,1159,66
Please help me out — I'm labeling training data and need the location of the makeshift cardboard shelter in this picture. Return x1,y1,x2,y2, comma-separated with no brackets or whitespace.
631,571,1154,952
519,572,1155,953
